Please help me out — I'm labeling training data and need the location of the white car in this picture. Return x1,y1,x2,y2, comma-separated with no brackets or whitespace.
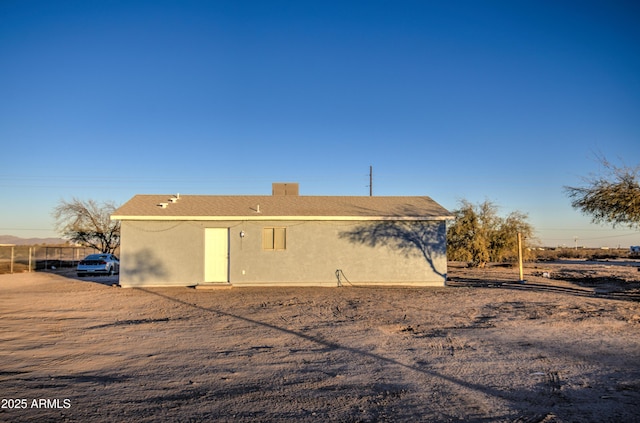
77,254,120,277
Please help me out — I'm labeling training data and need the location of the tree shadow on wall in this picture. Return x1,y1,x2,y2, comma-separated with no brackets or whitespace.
339,220,447,279
123,249,169,283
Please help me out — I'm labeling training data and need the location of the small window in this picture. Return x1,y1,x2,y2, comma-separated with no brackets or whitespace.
262,227,286,251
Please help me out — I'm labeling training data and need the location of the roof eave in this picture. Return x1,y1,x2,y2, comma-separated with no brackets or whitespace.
111,215,454,221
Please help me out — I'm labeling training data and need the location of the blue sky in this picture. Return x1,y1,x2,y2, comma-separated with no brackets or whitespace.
1,0,638,247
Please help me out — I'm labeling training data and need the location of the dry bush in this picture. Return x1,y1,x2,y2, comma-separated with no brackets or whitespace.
531,248,632,261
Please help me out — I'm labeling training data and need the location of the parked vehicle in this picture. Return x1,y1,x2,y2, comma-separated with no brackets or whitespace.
77,254,119,277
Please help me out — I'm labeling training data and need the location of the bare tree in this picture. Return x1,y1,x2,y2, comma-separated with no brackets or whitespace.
565,158,640,229
52,198,120,253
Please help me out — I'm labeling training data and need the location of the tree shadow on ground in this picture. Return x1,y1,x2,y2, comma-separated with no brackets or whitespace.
137,289,510,415
134,287,640,422
447,277,640,302
42,268,120,286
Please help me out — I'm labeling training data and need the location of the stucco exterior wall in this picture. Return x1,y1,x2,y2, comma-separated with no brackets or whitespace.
118,219,448,288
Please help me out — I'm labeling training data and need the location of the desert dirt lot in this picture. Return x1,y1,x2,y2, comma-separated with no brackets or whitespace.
1,262,639,422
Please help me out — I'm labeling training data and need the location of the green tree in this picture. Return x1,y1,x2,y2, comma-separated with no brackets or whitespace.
491,210,534,262
52,198,120,253
447,200,534,267
565,159,640,229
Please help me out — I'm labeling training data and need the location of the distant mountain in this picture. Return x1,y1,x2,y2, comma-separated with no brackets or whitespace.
0,235,70,245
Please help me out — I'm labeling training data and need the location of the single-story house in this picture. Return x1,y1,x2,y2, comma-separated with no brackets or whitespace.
111,183,453,288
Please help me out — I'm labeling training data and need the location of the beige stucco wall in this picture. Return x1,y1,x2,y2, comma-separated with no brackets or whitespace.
118,219,448,287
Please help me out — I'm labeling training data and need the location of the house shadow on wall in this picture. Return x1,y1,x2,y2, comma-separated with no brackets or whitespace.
339,218,447,279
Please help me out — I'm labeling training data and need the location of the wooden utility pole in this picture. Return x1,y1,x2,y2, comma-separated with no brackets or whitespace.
517,232,524,283
369,165,373,197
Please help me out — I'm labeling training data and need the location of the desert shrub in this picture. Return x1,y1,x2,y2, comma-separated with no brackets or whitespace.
447,200,534,267
530,248,632,261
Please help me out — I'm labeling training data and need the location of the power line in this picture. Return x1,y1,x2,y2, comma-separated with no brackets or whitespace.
540,232,638,241
536,226,638,232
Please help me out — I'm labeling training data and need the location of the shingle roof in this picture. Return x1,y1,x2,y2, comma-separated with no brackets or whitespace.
111,194,453,221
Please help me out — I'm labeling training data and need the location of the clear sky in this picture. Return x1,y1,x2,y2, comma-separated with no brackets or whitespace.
1,0,639,247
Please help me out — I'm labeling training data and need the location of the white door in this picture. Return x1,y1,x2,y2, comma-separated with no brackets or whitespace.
204,228,229,282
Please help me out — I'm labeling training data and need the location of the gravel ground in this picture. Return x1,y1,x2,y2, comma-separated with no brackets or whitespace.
1,261,639,422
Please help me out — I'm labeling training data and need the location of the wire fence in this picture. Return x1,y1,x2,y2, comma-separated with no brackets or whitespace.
0,245,102,274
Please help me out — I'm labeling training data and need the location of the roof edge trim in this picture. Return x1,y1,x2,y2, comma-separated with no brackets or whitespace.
111,215,454,222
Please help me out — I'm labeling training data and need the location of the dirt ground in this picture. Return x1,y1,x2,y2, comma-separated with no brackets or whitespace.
1,261,639,422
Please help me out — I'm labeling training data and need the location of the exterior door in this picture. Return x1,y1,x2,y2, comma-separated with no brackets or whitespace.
204,228,229,282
